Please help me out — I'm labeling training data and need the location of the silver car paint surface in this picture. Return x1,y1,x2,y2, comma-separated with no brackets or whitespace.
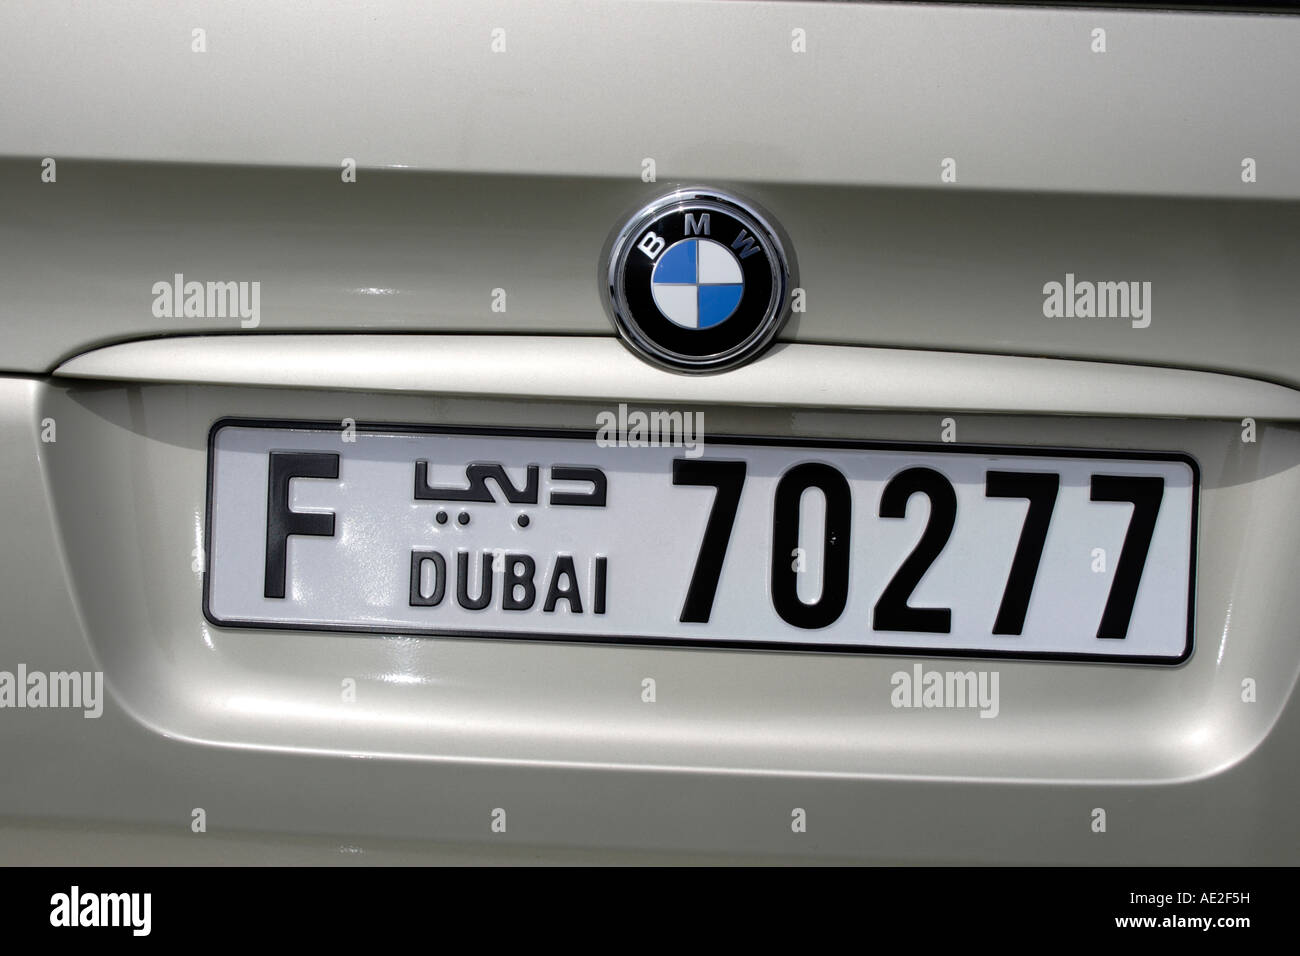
0,0,1297,863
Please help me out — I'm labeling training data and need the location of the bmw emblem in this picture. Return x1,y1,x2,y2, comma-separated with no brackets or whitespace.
603,187,793,373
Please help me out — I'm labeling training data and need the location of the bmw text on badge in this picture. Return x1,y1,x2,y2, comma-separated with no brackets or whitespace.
604,188,793,372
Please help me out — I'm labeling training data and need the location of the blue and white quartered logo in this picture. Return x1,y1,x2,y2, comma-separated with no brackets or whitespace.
604,187,792,373
650,238,745,330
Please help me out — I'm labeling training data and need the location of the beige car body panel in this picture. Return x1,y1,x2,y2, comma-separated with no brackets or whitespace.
1,0,1298,863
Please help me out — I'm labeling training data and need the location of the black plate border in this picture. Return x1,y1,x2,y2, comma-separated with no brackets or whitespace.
202,416,1199,666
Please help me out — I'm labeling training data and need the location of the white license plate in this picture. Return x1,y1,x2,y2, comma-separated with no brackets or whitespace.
204,420,1197,663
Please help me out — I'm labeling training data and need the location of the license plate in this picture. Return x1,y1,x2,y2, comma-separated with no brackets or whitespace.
204,420,1197,663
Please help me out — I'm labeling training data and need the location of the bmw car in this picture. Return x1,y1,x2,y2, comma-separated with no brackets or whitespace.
0,0,1297,878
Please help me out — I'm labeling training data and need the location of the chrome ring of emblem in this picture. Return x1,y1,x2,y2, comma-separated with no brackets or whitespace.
602,186,794,373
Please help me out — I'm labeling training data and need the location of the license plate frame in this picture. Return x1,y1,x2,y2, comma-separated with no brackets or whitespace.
203,417,1199,665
